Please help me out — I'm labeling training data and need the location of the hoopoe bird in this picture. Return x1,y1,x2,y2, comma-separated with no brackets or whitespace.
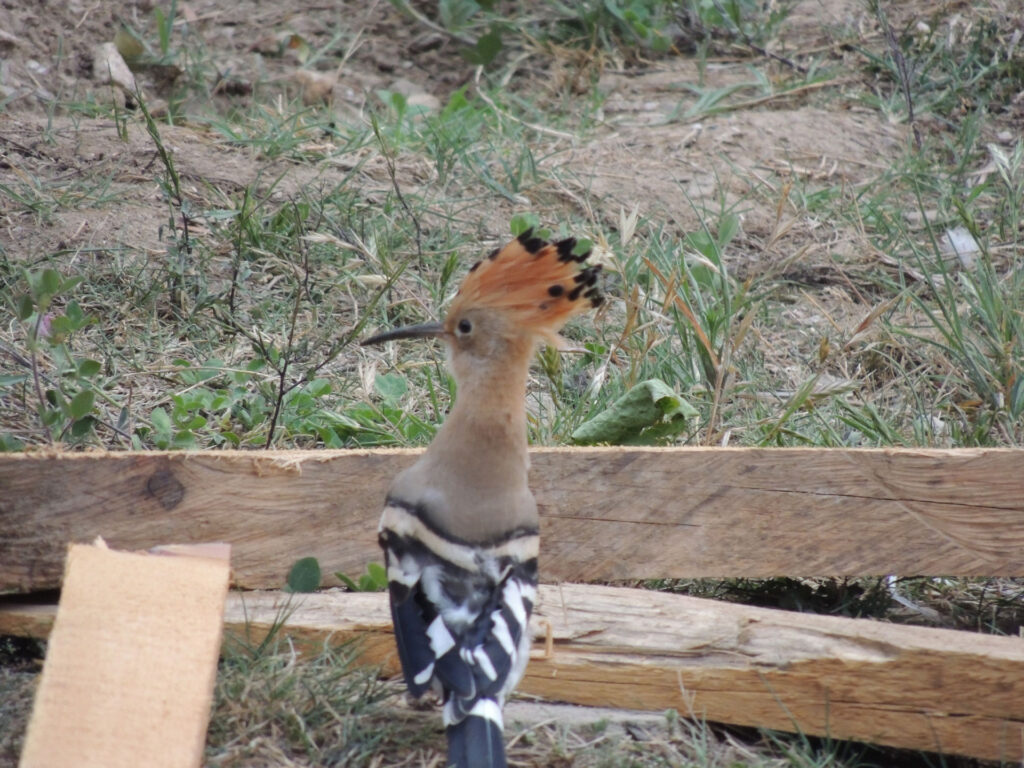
361,229,602,768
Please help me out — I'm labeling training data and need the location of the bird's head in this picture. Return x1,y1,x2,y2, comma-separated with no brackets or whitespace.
362,229,603,380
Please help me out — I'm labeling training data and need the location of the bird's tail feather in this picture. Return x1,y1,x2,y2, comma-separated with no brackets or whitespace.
446,714,506,768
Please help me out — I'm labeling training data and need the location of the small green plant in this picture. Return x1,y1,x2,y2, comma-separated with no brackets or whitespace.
3,268,106,446
559,0,677,53
858,157,1024,446
136,92,193,311
640,209,757,443
862,6,1024,134
215,553,401,760
509,212,546,239
680,0,791,48
389,0,504,65
144,359,264,449
283,556,387,593
112,0,222,114
335,562,388,593
901,234,1024,446
390,0,685,67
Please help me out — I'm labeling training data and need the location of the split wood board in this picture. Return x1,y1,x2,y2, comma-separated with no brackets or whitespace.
18,542,230,768
3,584,1022,762
1,447,1023,593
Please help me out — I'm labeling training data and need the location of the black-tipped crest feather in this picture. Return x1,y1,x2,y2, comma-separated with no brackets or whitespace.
446,230,603,340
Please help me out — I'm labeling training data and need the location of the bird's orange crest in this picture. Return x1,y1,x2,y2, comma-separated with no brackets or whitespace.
448,229,603,346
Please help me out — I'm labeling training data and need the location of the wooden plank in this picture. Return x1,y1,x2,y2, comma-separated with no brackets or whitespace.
3,584,1022,761
1,447,1023,593
18,541,230,768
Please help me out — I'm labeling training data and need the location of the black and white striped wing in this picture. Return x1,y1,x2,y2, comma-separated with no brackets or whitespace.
378,500,538,727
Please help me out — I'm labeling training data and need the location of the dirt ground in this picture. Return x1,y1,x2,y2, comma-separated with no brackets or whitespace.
1,0,904,261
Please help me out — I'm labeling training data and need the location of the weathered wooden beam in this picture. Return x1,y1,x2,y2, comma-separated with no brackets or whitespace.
2,584,1021,761
1,447,1023,593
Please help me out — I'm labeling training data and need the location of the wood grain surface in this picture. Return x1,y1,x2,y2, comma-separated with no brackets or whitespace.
1,447,1022,592
3,584,1021,761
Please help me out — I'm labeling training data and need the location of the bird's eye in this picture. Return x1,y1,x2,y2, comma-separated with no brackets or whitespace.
457,319,473,335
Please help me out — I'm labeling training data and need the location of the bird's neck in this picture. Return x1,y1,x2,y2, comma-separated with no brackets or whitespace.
393,350,538,541
434,358,530,461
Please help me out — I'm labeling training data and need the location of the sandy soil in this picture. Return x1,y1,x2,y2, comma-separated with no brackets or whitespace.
0,0,901,261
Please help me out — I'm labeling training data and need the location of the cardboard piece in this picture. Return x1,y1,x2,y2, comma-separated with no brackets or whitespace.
20,539,230,768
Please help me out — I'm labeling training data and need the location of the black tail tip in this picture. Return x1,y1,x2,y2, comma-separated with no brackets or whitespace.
446,714,507,768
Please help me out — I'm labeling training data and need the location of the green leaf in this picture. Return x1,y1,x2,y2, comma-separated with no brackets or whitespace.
47,315,74,343
441,86,471,118
40,268,61,298
336,562,387,592
154,7,171,54
603,0,628,22
183,415,207,430
286,556,322,593
202,208,241,222
335,571,360,591
78,359,102,378
462,29,502,66
0,374,28,387
365,561,388,590
198,360,224,381
684,230,717,260
69,389,95,420
389,90,408,116
307,378,332,397
374,373,407,406
718,212,740,247
177,359,224,386
574,237,594,257
17,294,34,321
71,415,96,438
172,430,197,449
439,0,479,30
151,407,172,435
509,213,540,237
571,379,698,445
1010,376,1024,419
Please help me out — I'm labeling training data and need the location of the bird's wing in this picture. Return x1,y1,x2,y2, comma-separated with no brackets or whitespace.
379,500,538,721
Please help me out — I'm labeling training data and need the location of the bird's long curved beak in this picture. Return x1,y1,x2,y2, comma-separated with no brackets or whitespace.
360,321,446,346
